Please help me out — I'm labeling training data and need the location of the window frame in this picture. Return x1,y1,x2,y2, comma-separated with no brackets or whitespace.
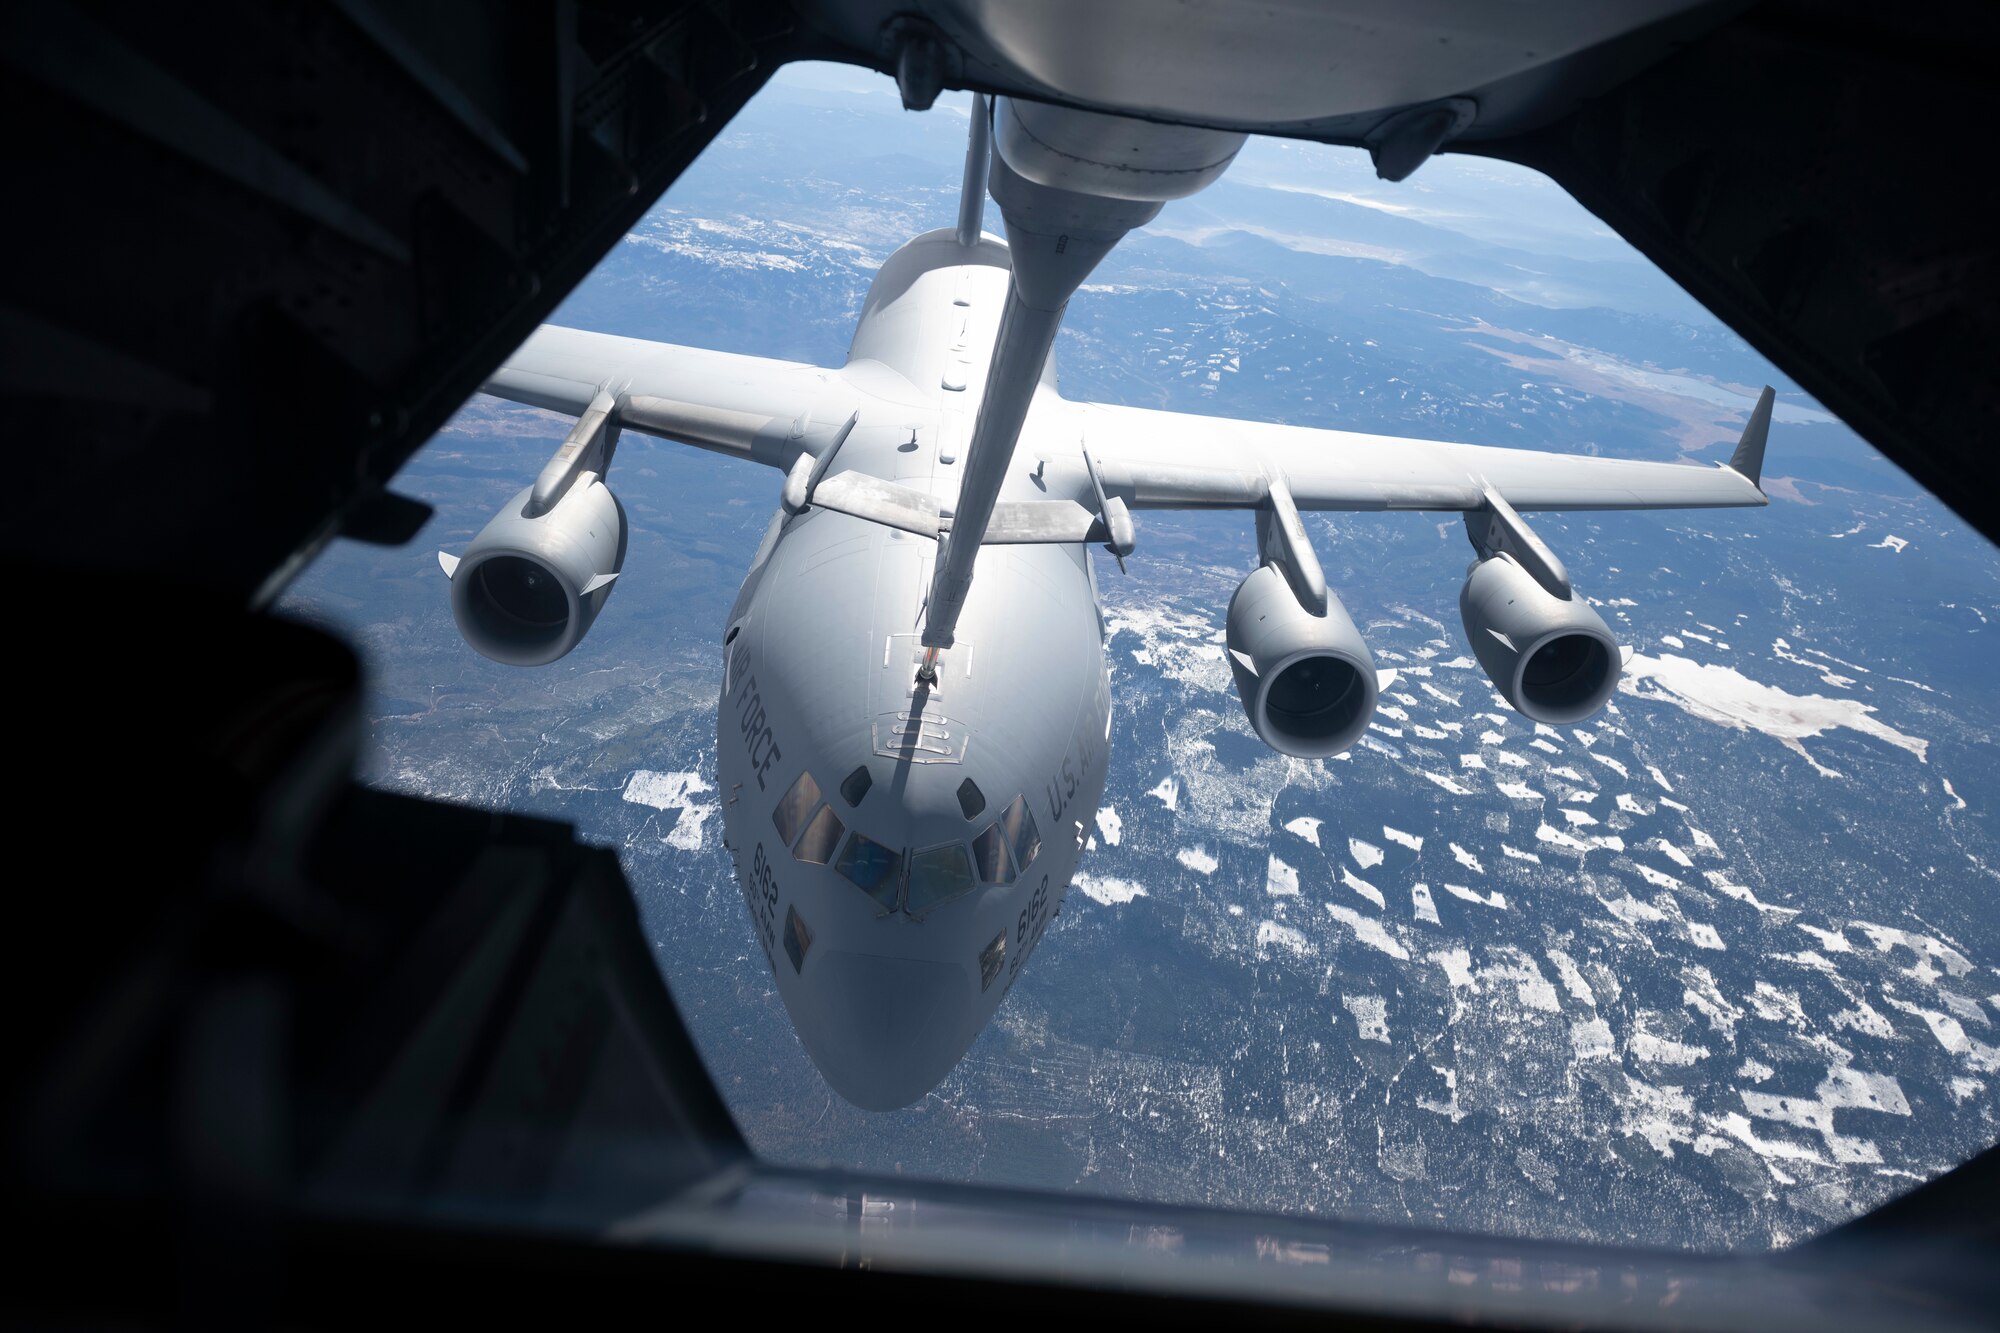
972,819,1014,885
834,829,904,912
905,839,978,917
771,770,822,849
792,803,845,865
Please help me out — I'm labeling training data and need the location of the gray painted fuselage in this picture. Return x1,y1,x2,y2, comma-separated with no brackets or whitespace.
715,230,1111,1110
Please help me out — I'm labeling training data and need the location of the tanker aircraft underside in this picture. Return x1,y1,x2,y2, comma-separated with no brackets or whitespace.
438,95,1774,1109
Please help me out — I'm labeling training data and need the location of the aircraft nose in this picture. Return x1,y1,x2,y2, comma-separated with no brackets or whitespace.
790,949,971,1111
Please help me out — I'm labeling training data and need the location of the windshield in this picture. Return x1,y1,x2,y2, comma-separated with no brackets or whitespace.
281,61,2000,1254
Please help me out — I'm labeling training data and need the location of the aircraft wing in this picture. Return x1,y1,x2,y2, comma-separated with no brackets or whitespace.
1078,388,1772,514
483,324,861,469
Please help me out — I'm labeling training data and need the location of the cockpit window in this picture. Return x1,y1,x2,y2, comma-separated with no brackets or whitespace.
978,930,1006,991
782,904,813,973
906,843,976,915
835,832,902,910
999,795,1040,873
772,770,820,847
840,764,873,807
955,777,985,820
792,804,845,864
971,821,1013,884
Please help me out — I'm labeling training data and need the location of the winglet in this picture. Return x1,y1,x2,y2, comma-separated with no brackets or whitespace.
1728,386,1775,489
437,550,460,579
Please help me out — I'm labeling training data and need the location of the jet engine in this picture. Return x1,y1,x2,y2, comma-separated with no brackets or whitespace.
445,474,627,666
1459,553,1620,724
1225,564,1378,758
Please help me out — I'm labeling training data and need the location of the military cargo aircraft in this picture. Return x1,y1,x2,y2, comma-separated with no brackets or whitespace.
443,95,1773,1109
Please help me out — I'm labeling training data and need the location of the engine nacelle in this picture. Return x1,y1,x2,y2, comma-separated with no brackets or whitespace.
1460,554,1620,724
1225,564,1378,758
448,475,627,666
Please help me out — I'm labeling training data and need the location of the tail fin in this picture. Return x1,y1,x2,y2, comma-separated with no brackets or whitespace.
955,93,992,247
1729,386,1775,489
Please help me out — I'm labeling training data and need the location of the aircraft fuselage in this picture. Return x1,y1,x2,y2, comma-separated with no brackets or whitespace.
714,229,1112,1109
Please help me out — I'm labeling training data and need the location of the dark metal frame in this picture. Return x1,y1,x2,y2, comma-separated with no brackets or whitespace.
5,3,1995,1327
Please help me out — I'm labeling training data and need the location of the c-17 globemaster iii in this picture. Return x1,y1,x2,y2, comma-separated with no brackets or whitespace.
437,95,1773,1110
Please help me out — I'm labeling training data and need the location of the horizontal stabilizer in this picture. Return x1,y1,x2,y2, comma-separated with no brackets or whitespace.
985,500,1098,544
808,477,1125,549
811,471,941,539
1729,386,1775,489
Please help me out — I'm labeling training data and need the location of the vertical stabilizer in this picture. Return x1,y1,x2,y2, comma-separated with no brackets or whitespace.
955,94,990,247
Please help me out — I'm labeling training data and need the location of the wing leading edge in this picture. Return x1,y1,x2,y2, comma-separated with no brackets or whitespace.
481,325,1770,526
482,324,861,470
1079,387,1774,514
